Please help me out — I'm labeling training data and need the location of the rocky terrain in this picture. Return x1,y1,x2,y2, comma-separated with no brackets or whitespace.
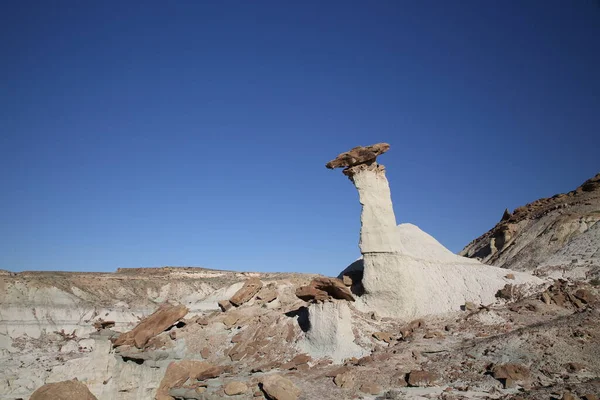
1,145,598,400
460,173,600,282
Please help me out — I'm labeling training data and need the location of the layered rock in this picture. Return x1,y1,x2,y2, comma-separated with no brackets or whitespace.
327,143,543,319
461,173,600,280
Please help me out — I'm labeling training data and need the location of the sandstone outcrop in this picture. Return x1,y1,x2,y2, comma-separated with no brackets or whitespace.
113,303,188,349
30,379,98,400
327,143,543,318
461,172,600,281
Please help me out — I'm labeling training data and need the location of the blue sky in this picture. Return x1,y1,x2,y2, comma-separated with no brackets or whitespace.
1,1,599,275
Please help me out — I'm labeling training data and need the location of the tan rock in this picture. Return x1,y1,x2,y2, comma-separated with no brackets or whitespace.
156,360,224,400
407,370,439,387
113,303,188,349
505,273,515,280
196,316,209,325
342,275,353,286
333,371,356,389
491,363,530,388
257,287,278,303
200,347,210,359
230,278,263,306
218,299,233,312
311,277,355,301
224,381,248,396
223,314,240,329
30,380,97,400
574,288,595,304
563,392,577,400
582,395,599,400
260,374,301,400
372,331,393,343
360,382,382,395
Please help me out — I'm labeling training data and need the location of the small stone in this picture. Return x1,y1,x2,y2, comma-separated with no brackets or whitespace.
574,289,595,304
372,331,393,343
464,302,478,311
505,273,515,280
196,316,209,325
360,382,382,395
334,371,356,389
563,392,577,400
342,275,353,286
542,291,552,305
169,330,176,340
201,347,210,359
224,381,248,396
223,314,240,329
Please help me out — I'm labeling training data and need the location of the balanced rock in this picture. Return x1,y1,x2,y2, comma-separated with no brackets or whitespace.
327,143,543,319
30,380,97,400
113,303,188,349
295,277,354,302
229,278,263,306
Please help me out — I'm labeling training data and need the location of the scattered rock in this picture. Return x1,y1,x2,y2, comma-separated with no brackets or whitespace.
230,278,263,306
372,331,393,343
156,360,224,400
295,285,329,302
574,289,595,304
491,363,530,388
168,330,176,340
260,374,301,400
93,320,115,331
223,314,240,329
333,371,356,389
407,370,439,387
257,286,278,303
224,381,248,396
30,380,97,400
360,382,382,395
196,316,209,325
113,303,188,349
563,392,577,400
505,273,515,280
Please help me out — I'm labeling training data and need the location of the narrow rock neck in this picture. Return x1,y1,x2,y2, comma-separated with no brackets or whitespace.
348,164,399,254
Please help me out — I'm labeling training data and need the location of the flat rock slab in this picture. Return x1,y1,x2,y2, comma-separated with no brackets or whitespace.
260,374,301,400
113,303,188,349
230,278,263,306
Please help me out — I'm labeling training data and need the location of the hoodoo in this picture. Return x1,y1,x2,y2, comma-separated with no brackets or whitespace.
327,143,544,318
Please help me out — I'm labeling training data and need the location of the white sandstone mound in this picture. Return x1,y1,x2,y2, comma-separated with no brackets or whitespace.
298,301,367,363
327,144,544,319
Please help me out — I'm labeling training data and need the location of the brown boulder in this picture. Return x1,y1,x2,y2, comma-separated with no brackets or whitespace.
113,303,188,349
224,381,248,396
360,382,382,395
574,288,595,304
326,143,390,169
491,363,530,388
30,380,97,400
260,374,301,400
156,360,224,400
230,278,263,306
311,277,355,301
257,287,278,303
333,371,356,389
295,285,329,302
407,370,439,387
218,299,233,312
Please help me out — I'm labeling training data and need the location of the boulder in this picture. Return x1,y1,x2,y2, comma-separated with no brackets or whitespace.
218,299,233,312
407,370,439,387
224,381,248,395
30,380,97,400
295,285,329,302
229,278,263,306
113,303,188,349
260,374,301,400
491,363,530,388
295,277,355,302
156,360,224,400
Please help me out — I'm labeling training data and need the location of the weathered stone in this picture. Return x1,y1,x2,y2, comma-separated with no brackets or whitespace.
505,273,515,280
326,143,390,170
218,299,233,312
407,370,439,387
342,275,353,286
156,360,224,400
542,291,552,305
563,392,577,400
257,287,278,303
582,394,599,400
311,277,355,301
169,330,176,340
30,380,97,400
574,288,595,304
491,363,530,388
113,303,188,349
200,347,210,359
295,285,329,302
223,314,240,329
260,374,301,400
360,382,382,395
196,316,209,325
333,371,356,388
372,331,393,343
224,381,248,396
229,278,263,306
93,320,115,331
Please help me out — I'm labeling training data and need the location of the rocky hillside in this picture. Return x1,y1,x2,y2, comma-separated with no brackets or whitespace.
460,173,600,281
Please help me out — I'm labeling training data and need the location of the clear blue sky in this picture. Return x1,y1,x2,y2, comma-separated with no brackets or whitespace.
1,1,599,275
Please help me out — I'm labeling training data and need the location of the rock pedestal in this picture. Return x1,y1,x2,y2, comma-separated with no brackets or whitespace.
327,143,543,319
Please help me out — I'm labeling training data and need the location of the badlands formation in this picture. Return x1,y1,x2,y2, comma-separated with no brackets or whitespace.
0,144,598,400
